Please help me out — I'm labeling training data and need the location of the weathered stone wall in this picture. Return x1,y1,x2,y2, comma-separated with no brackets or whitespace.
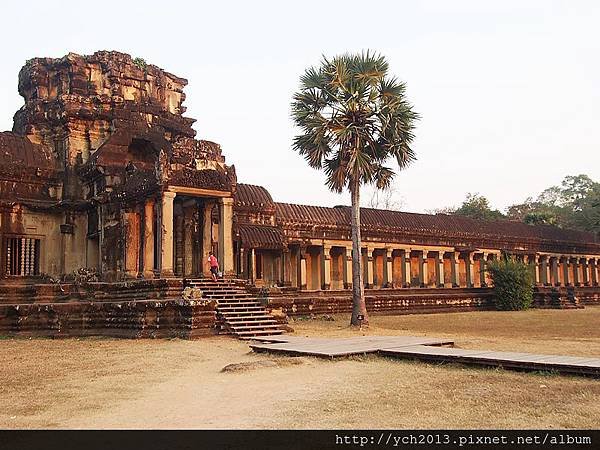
0,279,216,338
266,287,497,317
266,285,600,317
0,205,78,277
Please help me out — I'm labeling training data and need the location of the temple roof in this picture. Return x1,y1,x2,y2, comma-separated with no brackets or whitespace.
236,224,284,249
274,202,598,247
0,132,56,169
235,183,275,209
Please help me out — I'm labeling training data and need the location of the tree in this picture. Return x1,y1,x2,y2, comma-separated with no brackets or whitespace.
506,174,600,234
291,52,418,326
454,193,505,221
434,193,504,221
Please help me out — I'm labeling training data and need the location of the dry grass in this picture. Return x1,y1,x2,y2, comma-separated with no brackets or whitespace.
1,307,599,429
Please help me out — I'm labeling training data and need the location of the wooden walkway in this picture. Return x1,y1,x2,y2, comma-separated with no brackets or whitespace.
249,336,600,377
250,335,454,358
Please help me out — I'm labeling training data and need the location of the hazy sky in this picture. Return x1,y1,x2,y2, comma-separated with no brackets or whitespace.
1,0,598,213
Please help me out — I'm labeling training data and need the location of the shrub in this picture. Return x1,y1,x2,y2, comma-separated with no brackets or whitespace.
487,257,534,310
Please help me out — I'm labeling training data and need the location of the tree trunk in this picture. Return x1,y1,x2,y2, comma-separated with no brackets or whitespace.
350,176,369,326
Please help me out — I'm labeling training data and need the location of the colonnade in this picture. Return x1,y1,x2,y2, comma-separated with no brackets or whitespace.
121,191,234,278
264,243,600,290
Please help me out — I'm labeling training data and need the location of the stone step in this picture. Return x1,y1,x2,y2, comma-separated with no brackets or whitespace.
219,310,272,317
236,329,285,338
226,317,278,324
228,323,282,331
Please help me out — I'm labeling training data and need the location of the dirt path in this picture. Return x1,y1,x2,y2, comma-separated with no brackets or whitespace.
2,308,600,429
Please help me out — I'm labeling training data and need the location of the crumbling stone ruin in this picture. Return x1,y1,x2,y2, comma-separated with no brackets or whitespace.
0,50,599,338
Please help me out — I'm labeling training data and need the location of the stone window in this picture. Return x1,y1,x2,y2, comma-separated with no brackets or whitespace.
3,237,41,276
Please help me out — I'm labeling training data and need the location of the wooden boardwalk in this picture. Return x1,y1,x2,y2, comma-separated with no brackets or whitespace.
249,336,600,377
250,335,454,358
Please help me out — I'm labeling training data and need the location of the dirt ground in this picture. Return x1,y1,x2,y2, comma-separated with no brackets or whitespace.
1,307,599,429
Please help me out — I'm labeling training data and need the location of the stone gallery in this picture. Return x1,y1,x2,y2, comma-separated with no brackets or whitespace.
1,51,599,337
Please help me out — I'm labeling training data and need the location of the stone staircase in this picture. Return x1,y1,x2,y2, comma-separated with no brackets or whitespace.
185,278,285,338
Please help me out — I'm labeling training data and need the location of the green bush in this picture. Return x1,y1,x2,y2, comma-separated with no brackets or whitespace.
487,258,534,310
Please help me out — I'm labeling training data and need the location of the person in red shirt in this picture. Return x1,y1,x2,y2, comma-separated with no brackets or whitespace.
207,251,219,281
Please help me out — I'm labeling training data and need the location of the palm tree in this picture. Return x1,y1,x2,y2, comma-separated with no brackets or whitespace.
291,51,419,326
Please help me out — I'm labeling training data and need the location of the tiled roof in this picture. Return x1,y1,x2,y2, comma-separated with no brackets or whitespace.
235,183,275,208
0,132,56,168
274,202,598,246
237,224,284,249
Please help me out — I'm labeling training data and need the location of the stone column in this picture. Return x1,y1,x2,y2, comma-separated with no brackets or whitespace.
539,255,548,286
420,251,428,287
479,253,487,287
182,206,194,277
218,197,234,275
282,246,292,287
344,247,352,289
299,247,308,290
571,257,579,286
562,257,570,286
436,251,445,287
239,247,246,279
591,258,599,286
580,257,588,286
465,253,474,288
384,247,393,288
365,246,374,288
123,210,141,278
551,257,559,286
202,201,214,276
533,255,543,286
250,248,256,283
174,214,184,276
402,249,410,288
142,198,155,279
159,191,176,277
450,252,459,287
322,244,331,290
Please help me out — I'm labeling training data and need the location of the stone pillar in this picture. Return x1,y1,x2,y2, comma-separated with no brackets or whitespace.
239,248,246,279
142,199,155,279
299,247,308,290
402,249,410,288
562,257,570,286
450,252,459,287
436,251,445,287
182,206,194,277
123,210,141,278
174,214,184,276
590,258,598,286
344,247,352,289
579,258,587,286
465,253,474,288
322,244,331,290
159,191,176,277
532,255,540,285
539,255,548,286
365,246,374,288
571,257,579,286
250,248,256,283
384,247,393,288
218,197,234,275
282,246,292,287
420,251,428,287
551,257,559,286
202,201,214,276
479,253,487,287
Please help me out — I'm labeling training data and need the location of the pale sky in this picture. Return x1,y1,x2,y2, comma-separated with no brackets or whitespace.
1,0,599,213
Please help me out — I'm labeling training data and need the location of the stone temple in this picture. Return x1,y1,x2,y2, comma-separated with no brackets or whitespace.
0,51,599,338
